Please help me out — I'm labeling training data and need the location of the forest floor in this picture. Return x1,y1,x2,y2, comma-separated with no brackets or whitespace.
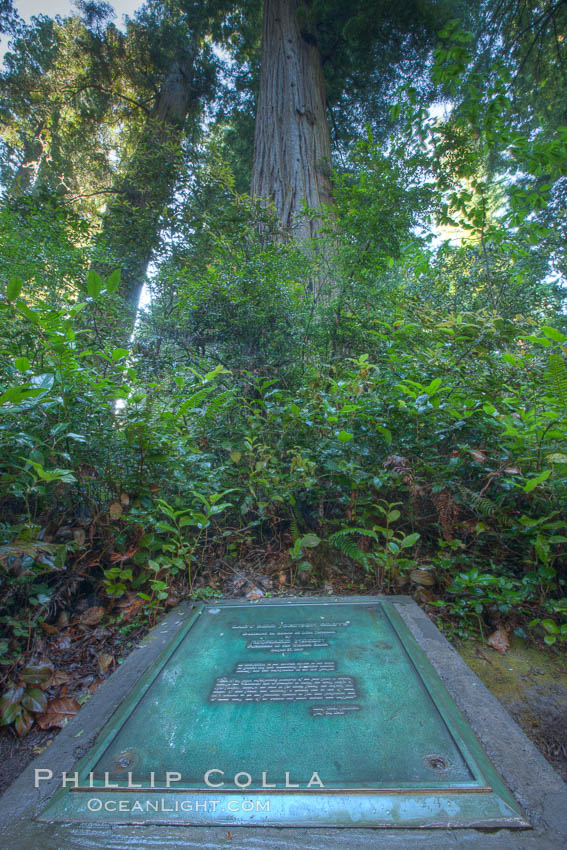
1,554,566,795
460,638,567,782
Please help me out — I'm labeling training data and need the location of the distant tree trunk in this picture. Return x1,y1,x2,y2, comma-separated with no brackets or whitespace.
96,51,196,318
9,122,46,196
251,0,333,240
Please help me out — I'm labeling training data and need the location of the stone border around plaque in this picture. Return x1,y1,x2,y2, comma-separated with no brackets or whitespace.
0,596,566,849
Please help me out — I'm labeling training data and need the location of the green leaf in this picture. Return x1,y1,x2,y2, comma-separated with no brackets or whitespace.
400,532,420,549
14,357,30,372
17,302,39,324
111,348,129,361
193,512,210,528
337,430,354,442
0,373,54,409
20,665,52,685
542,326,566,343
106,268,121,294
7,277,23,300
209,502,232,515
424,377,442,395
300,534,320,548
24,458,76,484
547,453,567,464
22,687,48,713
86,270,103,298
30,373,54,393
69,301,87,316
0,386,24,405
523,469,551,493
1,701,22,726
204,364,230,381
65,432,87,443
0,687,24,724
178,516,195,528
156,522,177,534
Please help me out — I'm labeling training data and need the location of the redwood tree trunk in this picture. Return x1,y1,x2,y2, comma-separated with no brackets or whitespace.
251,0,333,240
96,52,196,315
9,122,45,196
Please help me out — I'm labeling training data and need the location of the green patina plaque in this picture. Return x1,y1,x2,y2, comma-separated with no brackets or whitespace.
40,598,530,828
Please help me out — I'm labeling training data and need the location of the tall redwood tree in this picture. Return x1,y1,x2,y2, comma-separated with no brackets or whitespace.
250,0,467,242
251,0,333,240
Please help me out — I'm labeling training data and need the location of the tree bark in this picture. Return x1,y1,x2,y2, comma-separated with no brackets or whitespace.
8,122,46,196
251,0,333,240
96,51,196,316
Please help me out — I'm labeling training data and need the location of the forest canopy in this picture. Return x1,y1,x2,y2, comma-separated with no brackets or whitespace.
1,0,567,741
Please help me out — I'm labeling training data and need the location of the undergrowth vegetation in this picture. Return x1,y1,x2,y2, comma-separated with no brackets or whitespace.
1,20,566,740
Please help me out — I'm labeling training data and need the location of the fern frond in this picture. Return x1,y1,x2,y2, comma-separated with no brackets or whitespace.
203,390,235,418
456,484,497,517
329,527,379,541
329,529,374,569
289,515,300,541
545,353,567,408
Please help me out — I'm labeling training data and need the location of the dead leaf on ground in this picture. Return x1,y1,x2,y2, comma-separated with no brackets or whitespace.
97,653,113,676
56,610,70,627
80,606,105,626
36,697,81,729
15,709,34,737
39,622,59,636
487,628,510,654
109,501,123,519
414,587,436,604
116,592,144,622
72,528,86,545
410,568,435,587
45,670,71,689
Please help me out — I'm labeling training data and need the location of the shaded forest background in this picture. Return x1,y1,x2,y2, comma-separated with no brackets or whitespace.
1,0,567,743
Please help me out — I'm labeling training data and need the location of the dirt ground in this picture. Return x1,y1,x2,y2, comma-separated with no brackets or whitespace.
459,637,567,782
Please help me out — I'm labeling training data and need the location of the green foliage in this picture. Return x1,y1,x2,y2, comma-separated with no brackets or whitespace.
0,662,51,737
1,4,567,739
